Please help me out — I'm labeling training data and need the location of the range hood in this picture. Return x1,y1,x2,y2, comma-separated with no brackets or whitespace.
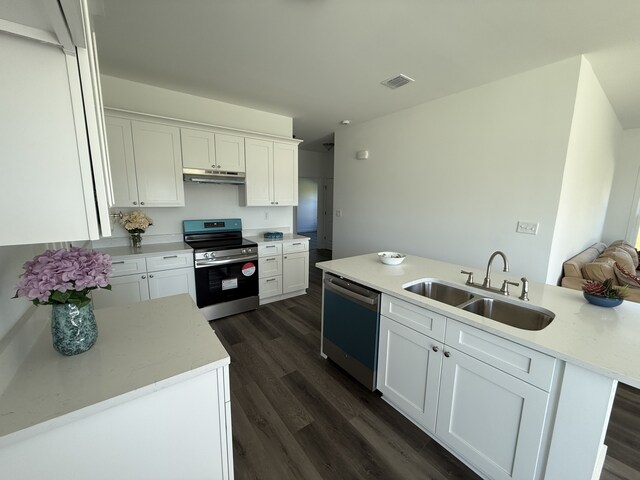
183,168,245,185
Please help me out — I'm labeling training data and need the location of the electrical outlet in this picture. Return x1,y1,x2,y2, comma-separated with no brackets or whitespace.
516,221,539,235
264,211,269,220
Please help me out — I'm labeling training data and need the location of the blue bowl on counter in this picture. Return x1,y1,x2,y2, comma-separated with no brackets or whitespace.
583,292,623,308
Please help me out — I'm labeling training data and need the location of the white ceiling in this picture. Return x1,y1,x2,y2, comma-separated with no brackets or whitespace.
89,0,640,151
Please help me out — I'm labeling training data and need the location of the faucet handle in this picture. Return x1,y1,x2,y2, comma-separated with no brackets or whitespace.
500,280,519,295
461,270,474,285
519,277,530,301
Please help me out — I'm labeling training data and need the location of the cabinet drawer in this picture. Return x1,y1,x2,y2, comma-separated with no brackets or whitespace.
283,240,308,254
381,295,446,342
259,256,282,278
146,252,193,272
259,276,282,298
259,243,282,256
110,257,146,277
445,319,556,391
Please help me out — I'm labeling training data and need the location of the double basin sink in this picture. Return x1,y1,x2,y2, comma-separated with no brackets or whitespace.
403,279,554,331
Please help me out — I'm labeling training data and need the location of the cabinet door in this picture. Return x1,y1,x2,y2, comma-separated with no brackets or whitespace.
92,274,150,309
105,116,139,207
282,251,308,293
131,121,185,207
436,348,549,480
181,128,216,170
377,315,443,433
148,267,196,303
215,134,245,172
273,142,298,206
244,138,273,206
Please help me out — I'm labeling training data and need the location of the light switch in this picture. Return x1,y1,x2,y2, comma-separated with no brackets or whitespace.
336,210,343,218
516,221,539,235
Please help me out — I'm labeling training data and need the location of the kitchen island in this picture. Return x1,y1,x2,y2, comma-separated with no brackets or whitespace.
317,253,640,480
0,294,233,479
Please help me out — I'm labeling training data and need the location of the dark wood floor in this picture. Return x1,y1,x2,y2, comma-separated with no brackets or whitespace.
212,247,640,480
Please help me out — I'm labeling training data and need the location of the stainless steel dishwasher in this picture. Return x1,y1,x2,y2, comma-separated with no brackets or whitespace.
322,273,381,391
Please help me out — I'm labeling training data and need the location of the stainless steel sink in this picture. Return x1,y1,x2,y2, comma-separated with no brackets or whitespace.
404,280,475,307
461,297,554,331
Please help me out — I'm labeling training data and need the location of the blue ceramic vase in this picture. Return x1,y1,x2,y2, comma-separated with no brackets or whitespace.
51,303,98,355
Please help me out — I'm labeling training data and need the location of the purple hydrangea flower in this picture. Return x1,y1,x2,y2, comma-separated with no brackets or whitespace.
15,247,112,306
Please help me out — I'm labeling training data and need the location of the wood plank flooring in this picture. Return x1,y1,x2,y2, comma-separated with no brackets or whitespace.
212,247,640,480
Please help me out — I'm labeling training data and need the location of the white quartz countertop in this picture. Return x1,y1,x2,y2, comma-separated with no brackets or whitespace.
246,234,309,245
317,253,640,389
94,241,192,259
0,294,229,443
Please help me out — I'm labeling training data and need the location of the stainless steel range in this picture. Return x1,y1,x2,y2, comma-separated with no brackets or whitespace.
183,218,259,320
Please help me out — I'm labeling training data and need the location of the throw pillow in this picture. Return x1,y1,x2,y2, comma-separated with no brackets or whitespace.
582,257,616,283
614,261,640,287
610,240,639,268
601,247,635,274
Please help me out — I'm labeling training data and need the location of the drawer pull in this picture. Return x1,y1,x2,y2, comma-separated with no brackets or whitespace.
266,245,276,248
292,242,302,246
266,258,275,261
266,278,276,282
163,255,178,259
112,261,125,265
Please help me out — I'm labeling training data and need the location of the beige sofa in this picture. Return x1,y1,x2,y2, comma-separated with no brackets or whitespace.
561,240,640,303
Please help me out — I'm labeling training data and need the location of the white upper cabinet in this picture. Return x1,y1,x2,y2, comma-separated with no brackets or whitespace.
105,115,185,208
215,133,245,172
273,142,298,206
0,1,113,246
244,139,298,206
181,129,245,173
181,128,215,170
105,116,138,207
131,121,184,207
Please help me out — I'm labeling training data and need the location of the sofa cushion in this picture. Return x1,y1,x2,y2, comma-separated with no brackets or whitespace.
582,257,617,283
614,261,640,287
610,240,639,268
601,247,635,274
562,242,608,279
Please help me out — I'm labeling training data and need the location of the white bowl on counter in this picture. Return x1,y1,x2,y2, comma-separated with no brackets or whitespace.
378,251,407,265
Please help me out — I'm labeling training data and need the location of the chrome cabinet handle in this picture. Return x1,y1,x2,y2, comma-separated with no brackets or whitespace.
432,345,439,353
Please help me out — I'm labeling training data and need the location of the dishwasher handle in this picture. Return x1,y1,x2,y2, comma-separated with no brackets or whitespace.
324,275,379,306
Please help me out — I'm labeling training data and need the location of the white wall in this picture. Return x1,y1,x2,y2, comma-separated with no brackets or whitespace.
603,128,640,244
333,57,583,283
546,58,621,284
101,75,292,137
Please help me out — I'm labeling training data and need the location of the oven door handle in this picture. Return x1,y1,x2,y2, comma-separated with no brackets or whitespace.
196,255,258,267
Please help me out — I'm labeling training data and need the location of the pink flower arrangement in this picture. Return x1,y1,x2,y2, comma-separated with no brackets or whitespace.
14,247,112,307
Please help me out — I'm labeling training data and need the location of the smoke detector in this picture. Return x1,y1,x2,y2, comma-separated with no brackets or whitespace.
381,74,415,89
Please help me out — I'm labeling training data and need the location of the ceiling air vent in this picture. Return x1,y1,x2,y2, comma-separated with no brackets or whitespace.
381,74,415,89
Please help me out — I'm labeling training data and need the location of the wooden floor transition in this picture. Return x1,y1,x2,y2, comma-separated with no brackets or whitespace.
212,247,640,480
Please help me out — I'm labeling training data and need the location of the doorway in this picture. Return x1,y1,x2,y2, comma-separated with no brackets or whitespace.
297,177,319,248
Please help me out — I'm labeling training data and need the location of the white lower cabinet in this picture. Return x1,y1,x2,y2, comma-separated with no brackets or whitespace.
377,294,554,480
377,315,442,433
257,239,309,303
93,252,195,308
436,347,549,480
